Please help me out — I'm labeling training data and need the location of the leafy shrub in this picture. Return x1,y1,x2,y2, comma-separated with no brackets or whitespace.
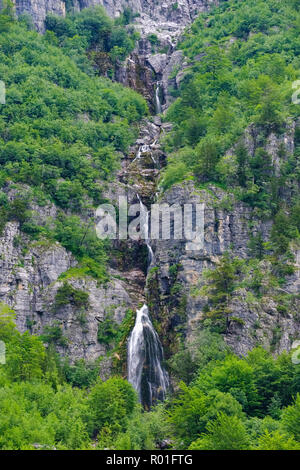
40,322,69,348
54,282,89,309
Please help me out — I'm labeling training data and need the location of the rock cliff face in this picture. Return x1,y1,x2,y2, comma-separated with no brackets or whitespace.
13,0,65,31
0,216,142,367
139,119,299,359
13,0,217,32
102,112,300,361
112,1,217,109
148,180,300,358
1,0,299,376
12,0,216,107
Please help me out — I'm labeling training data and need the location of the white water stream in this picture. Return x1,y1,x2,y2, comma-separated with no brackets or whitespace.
128,304,169,407
155,83,162,114
127,82,168,408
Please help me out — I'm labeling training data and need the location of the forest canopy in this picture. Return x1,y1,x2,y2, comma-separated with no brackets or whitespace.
1,308,300,450
162,0,300,217
0,6,147,280
0,0,300,452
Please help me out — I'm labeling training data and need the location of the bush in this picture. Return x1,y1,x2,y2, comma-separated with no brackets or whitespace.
0,17,147,215
189,413,250,450
87,377,137,435
40,322,69,348
55,282,89,309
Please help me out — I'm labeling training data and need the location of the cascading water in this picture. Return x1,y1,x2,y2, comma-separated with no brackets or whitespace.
136,194,154,267
128,304,169,409
127,79,168,409
132,144,156,164
155,83,162,114
127,194,168,407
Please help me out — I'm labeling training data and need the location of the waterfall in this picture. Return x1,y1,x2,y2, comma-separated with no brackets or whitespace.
155,84,162,114
127,196,168,407
127,81,168,408
128,304,169,408
132,144,151,163
136,194,154,267
134,147,141,162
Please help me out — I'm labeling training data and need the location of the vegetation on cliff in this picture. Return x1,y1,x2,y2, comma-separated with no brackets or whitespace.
0,0,300,452
162,0,300,223
0,5,147,279
1,309,300,450
45,5,139,67
160,0,300,367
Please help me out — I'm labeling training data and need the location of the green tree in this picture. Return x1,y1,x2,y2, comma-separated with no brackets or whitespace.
194,137,220,182
0,0,15,32
7,331,46,382
189,413,250,450
282,394,300,441
201,254,240,331
198,355,260,415
256,430,300,450
87,377,136,435
168,382,209,448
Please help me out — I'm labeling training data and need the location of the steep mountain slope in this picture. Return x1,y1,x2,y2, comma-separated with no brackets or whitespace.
1,0,299,376
0,0,300,452
0,0,224,371
13,0,217,32
147,0,300,360
0,9,148,366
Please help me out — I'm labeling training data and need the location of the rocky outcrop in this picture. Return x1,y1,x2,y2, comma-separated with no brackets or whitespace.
134,120,300,360
0,216,144,368
224,286,300,357
116,117,167,202
146,180,300,358
104,0,217,45
115,48,187,111
13,0,66,32
113,1,214,110
143,120,300,358
11,0,215,107
94,0,216,22
12,0,218,32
